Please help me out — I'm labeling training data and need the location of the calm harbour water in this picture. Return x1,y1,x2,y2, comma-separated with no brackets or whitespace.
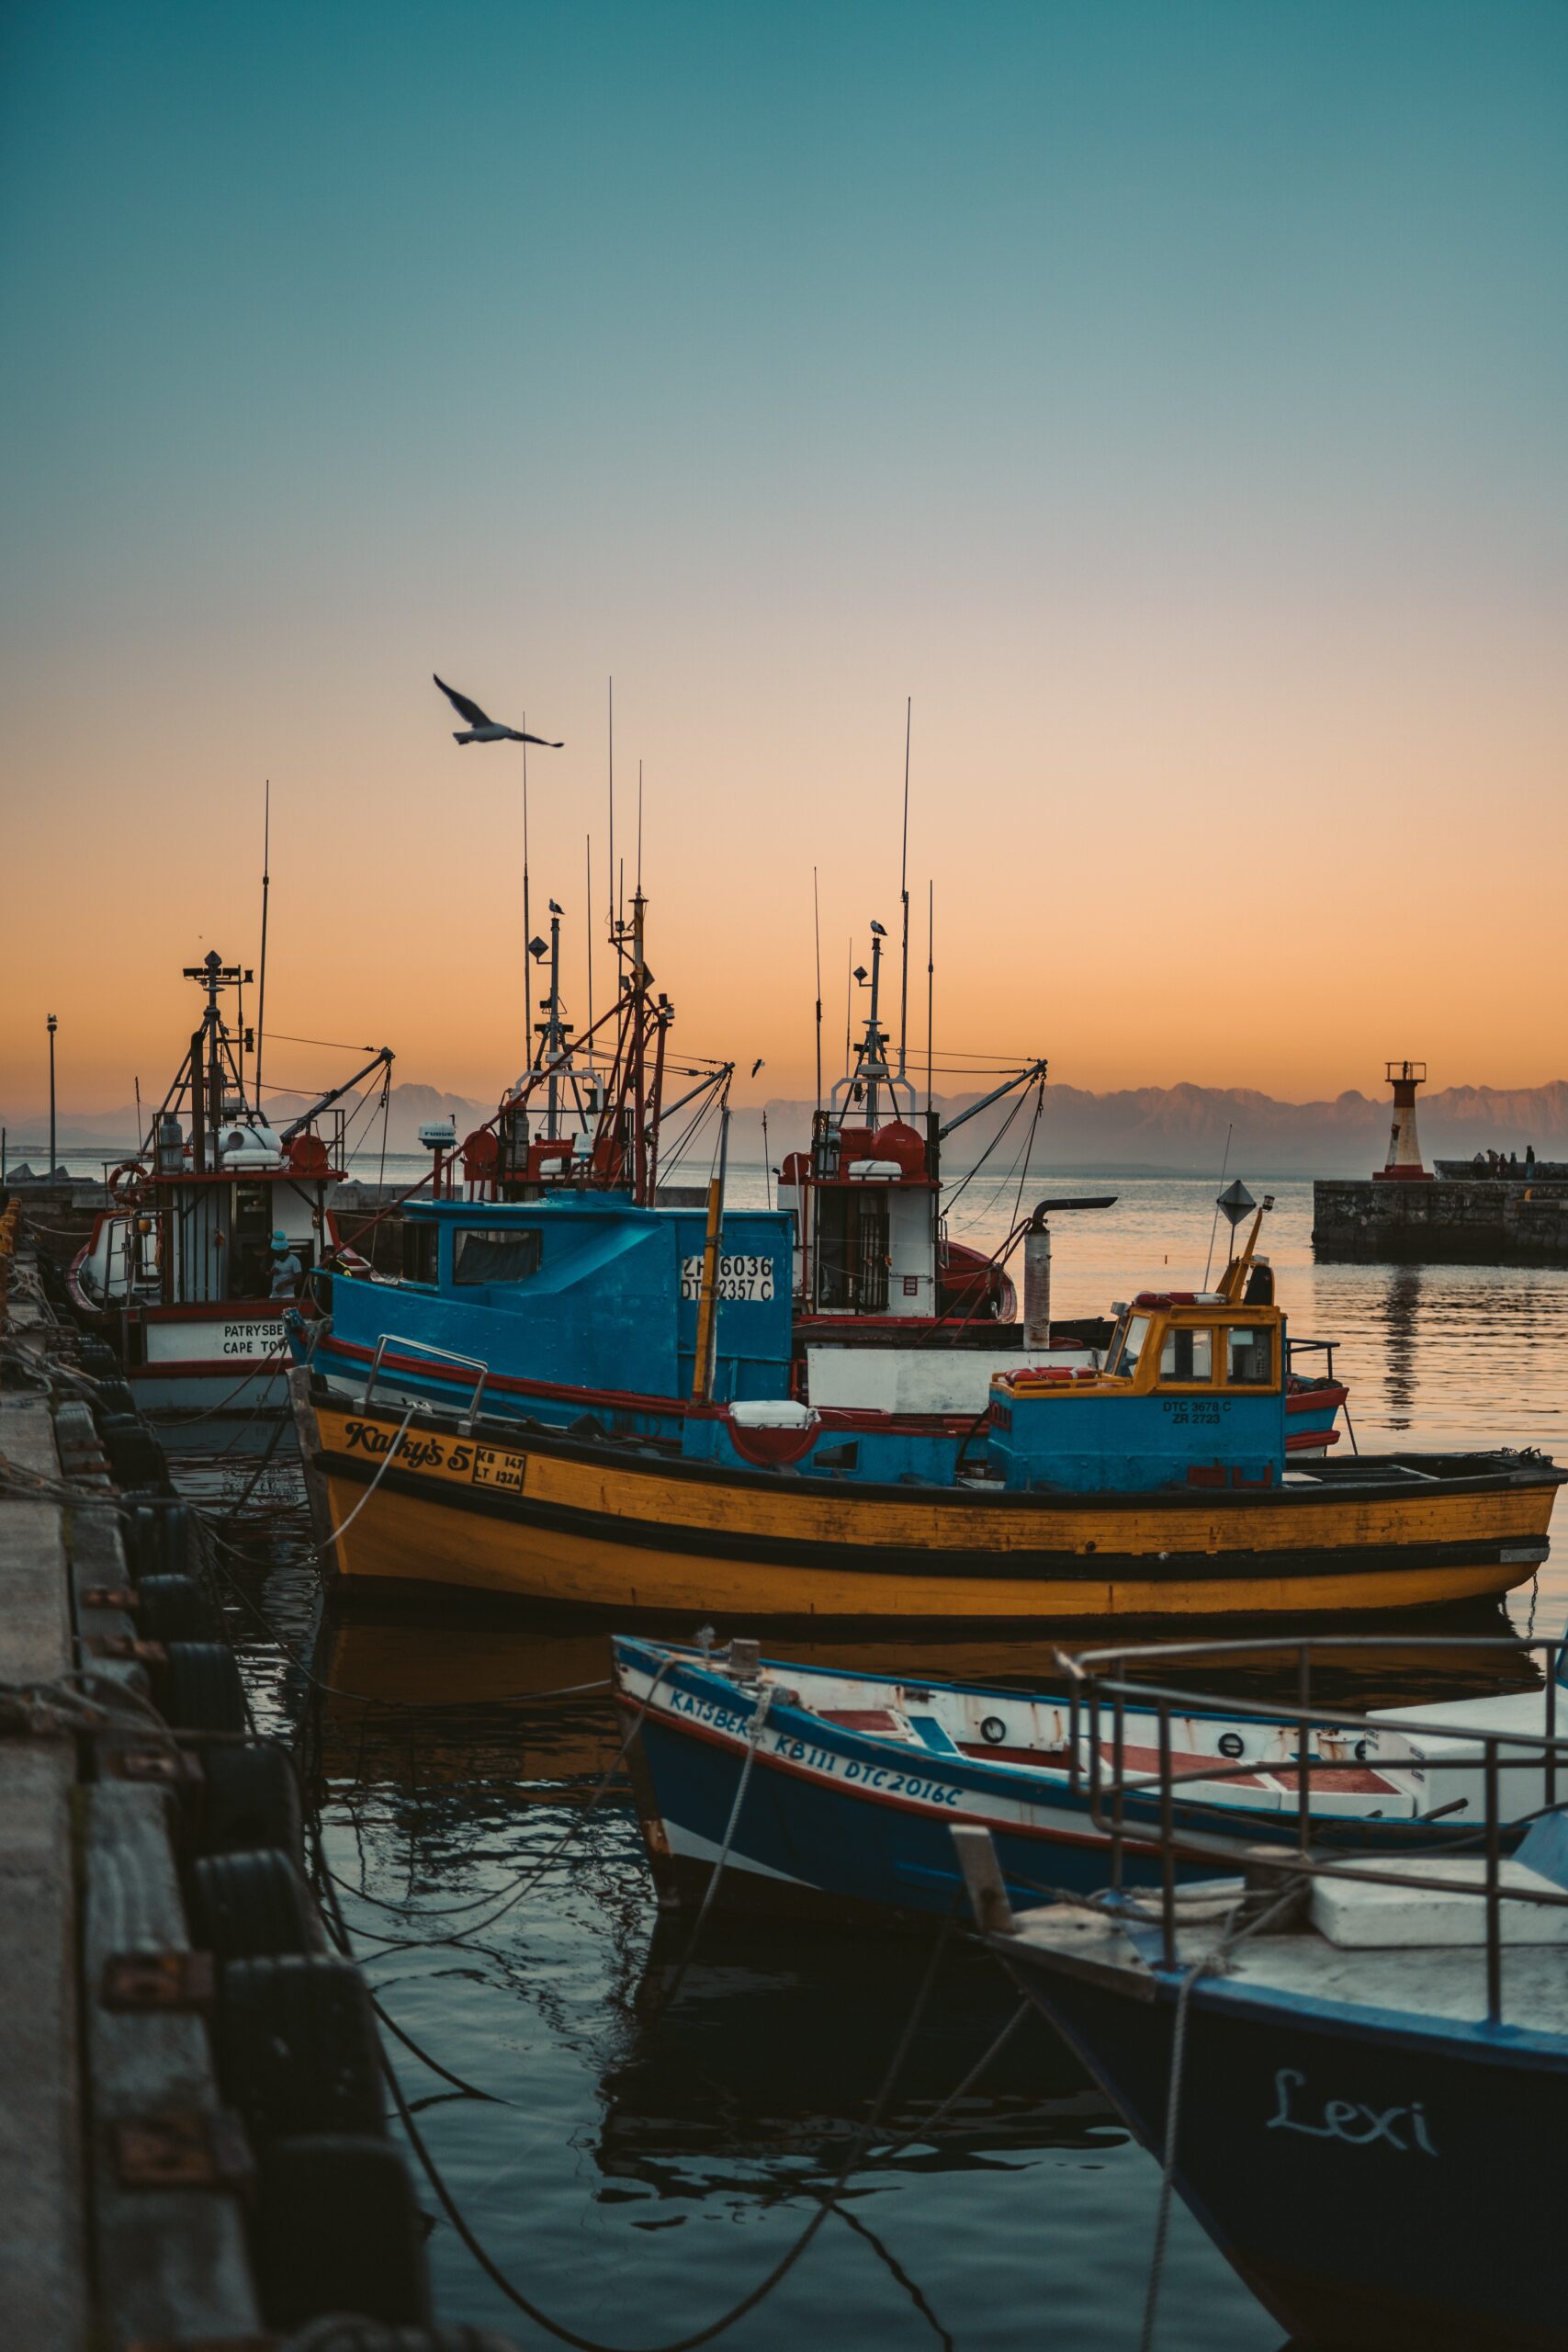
175,1174,1568,2350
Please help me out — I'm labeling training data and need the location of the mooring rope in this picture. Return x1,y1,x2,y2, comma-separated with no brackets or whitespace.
359,1885,964,2352
1136,1872,1309,2348
656,1679,774,2007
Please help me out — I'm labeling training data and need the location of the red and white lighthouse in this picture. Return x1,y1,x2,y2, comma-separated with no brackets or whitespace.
1373,1059,1432,1182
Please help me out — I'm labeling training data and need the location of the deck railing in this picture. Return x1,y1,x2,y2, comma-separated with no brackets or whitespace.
1055,1633,1568,2027
360,1332,489,1430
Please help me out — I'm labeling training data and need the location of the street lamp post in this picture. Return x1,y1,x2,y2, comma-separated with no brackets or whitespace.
47,1014,58,1181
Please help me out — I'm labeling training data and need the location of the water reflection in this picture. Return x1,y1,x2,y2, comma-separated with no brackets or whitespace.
314,1597,1541,1723
603,1925,1111,2188
1378,1265,1424,1428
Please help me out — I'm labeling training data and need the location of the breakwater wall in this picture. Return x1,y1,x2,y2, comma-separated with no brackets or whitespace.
1313,1178,1568,1263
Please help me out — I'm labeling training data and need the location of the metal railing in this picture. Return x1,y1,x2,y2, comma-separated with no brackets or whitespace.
1056,1634,1568,2026
1285,1335,1338,1385
360,1333,488,1431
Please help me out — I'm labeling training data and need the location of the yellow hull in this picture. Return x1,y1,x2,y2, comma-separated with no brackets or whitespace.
311,1400,1560,1625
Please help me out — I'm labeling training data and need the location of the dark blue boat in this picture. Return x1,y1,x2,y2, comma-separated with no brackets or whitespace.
953,1636,1568,2352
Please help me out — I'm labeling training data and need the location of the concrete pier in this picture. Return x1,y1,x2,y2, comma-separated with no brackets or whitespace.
0,1392,87,2348
0,1210,525,2347
1313,1177,1568,1262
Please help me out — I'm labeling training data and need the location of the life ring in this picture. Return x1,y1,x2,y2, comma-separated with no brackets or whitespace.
107,1161,145,1207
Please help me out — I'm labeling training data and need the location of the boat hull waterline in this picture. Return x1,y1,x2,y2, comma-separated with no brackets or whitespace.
310,1395,1560,1623
1001,1947,1568,2352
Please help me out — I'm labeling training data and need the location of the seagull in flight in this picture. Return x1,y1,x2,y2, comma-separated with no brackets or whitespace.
434,674,564,748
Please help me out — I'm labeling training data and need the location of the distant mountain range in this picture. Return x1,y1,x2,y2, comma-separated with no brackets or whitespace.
8,1077,1568,1178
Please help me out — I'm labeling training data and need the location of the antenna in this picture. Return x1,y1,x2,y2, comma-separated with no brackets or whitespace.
844,939,852,1080
254,781,270,1103
637,759,644,892
523,722,532,1053
585,834,593,1039
812,866,823,1114
926,878,934,1114
606,676,615,934
1202,1123,1235,1288
897,697,911,1080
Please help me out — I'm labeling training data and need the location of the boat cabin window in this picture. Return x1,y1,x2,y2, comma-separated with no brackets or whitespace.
1225,1326,1274,1385
401,1223,439,1285
1158,1327,1213,1383
1111,1314,1151,1377
453,1227,543,1286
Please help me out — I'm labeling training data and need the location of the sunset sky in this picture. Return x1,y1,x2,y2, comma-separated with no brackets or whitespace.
3,1,1564,1120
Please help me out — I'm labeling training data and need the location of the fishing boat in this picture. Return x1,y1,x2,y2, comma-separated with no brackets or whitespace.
612,1632,1558,1925
777,922,1347,1442
301,879,1348,1463
69,948,391,1415
295,1194,1560,1621
953,1634,1568,2352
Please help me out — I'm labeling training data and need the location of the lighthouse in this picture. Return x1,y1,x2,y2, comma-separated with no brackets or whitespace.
1373,1059,1432,1182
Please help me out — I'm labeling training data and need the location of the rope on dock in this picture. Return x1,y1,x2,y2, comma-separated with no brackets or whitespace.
0,1666,181,1746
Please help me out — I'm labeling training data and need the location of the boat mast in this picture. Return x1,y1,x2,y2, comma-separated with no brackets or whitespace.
632,765,646,1195
521,725,531,1074
813,866,823,1116
897,698,911,1083
864,929,885,1126
691,1100,730,1402
254,781,270,1105
926,879,934,1116
543,906,564,1138
181,951,250,1170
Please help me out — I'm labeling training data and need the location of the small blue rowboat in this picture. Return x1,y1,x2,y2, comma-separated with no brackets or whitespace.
613,1636,1487,1927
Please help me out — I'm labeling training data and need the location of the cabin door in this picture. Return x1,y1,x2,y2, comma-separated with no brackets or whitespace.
232,1183,276,1300
813,1188,890,1313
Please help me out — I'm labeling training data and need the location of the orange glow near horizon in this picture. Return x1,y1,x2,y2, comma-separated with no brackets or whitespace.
4,6,1565,1119
4,629,1566,1118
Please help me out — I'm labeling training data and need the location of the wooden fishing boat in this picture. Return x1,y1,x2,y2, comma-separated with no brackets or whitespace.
70,949,390,1416
302,1373,1559,1623
298,1191,1556,1621
612,1635,1537,1925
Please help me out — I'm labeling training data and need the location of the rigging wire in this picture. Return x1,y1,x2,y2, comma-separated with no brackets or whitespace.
262,1031,383,1054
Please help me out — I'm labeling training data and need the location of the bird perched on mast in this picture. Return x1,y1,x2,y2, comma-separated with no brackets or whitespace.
433,674,564,748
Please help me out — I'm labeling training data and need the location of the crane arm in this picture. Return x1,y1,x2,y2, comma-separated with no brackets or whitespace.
278,1047,395,1142
937,1057,1048,1141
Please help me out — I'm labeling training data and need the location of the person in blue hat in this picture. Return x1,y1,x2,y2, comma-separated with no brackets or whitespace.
268,1228,302,1299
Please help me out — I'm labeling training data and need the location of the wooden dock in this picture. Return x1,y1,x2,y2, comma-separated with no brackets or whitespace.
0,1208,524,2347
